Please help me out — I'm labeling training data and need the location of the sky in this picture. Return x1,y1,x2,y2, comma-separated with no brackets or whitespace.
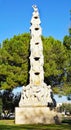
0,0,71,43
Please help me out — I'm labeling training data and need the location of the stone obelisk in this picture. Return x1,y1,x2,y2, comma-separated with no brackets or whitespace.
15,5,61,124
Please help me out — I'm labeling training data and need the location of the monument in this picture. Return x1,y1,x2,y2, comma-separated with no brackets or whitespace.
15,5,61,124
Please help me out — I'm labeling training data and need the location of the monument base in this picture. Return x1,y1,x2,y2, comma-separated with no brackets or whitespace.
15,107,61,124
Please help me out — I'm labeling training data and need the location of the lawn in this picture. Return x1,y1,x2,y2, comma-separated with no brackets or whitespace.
0,120,71,130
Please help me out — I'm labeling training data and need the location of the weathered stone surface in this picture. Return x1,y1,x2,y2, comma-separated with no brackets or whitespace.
15,107,61,124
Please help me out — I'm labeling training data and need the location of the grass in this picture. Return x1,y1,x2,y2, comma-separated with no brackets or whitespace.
0,120,71,130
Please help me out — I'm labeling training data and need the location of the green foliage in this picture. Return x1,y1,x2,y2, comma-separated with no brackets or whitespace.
69,28,71,36
1,90,20,112
63,35,71,49
0,33,71,95
58,103,71,114
0,98,2,113
63,35,71,85
43,36,68,86
53,83,71,96
0,33,30,90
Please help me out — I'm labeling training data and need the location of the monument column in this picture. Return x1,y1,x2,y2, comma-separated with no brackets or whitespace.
29,5,44,87
15,5,61,124
19,5,53,107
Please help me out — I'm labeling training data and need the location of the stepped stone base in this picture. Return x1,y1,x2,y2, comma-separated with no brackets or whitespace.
15,107,61,124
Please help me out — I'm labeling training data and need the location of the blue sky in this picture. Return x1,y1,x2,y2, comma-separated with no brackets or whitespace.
0,0,71,43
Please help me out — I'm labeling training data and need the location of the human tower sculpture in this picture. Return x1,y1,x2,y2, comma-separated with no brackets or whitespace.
15,6,60,124
19,5,53,107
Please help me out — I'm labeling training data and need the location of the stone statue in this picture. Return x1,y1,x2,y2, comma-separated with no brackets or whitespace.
15,5,61,125
32,5,38,12
19,5,54,107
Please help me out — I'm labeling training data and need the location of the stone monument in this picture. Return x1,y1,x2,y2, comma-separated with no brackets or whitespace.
15,5,61,124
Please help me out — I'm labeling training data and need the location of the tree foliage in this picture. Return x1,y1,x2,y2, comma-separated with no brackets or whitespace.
0,33,30,90
57,103,71,114
43,36,68,86
63,35,71,49
1,90,20,113
0,33,71,95
63,35,71,94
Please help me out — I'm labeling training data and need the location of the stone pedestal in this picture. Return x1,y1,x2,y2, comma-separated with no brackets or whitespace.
15,107,61,124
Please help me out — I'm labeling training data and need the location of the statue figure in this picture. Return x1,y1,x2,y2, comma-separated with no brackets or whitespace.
19,5,53,107
32,5,38,12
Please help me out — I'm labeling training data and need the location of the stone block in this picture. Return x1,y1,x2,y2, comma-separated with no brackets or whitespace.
15,107,61,124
